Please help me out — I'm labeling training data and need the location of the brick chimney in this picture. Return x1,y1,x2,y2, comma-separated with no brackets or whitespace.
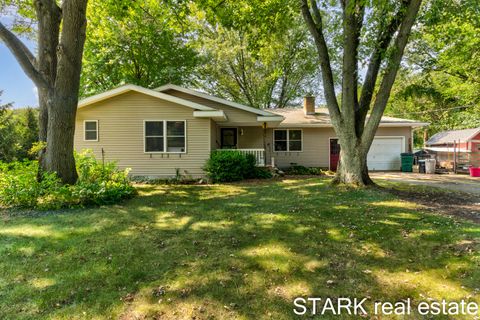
303,96,315,115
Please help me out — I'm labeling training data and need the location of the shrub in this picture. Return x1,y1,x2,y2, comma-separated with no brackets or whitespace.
253,167,273,179
244,153,258,179
71,151,136,206
204,151,273,182
284,165,324,176
0,151,136,210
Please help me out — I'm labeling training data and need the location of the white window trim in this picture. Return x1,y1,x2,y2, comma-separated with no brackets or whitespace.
84,120,98,142
273,129,303,152
143,120,187,154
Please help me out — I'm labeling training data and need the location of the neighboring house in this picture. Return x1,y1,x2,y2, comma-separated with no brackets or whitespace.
74,84,427,178
425,128,480,168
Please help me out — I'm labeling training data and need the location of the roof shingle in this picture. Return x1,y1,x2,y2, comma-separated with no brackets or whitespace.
426,128,480,145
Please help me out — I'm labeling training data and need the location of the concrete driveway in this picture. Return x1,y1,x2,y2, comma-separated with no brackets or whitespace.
370,172,480,195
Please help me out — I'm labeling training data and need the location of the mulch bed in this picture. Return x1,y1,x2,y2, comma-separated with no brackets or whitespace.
384,187,480,223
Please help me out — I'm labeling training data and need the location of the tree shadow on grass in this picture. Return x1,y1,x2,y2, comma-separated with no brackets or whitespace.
0,178,479,319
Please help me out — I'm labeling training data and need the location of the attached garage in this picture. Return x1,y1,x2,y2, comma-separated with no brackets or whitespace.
367,137,405,171
328,135,406,171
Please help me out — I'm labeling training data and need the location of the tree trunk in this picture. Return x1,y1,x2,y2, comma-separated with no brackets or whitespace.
37,89,49,180
43,93,78,184
301,0,422,187
2,0,85,184
42,0,88,184
332,144,374,186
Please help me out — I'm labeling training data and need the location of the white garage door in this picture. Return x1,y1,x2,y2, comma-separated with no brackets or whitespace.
367,137,404,171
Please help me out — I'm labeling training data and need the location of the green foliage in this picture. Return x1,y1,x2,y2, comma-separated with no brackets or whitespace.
0,161,65,209
387,0,480,141
0,151,136,210
15,107,39,159
80,0,320,109
191,2,319,109
204,151,269,182
284,165,324,176
0,92,39,162
252,166,273,179
73,151,136,206
81,0,199,96
0,93,19,162
387,72,480,147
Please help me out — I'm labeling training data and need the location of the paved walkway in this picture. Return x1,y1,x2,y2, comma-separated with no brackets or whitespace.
370,172,480,195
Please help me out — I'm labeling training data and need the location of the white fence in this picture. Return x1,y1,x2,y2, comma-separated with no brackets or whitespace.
217,149,266,166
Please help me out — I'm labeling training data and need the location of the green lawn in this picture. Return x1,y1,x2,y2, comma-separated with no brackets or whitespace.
1,178,479,319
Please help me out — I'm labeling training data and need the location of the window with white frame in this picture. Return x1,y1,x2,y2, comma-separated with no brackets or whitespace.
274,129,302,152
144,120,186,153
84,120,98,141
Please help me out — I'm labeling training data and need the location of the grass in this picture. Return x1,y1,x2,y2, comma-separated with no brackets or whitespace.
0,177,479,319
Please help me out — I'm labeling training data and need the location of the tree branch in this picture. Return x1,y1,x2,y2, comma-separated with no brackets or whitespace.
357,0,409,121
362,0,422,146
0,22,48,90
300,0,341,124
341,0,364,129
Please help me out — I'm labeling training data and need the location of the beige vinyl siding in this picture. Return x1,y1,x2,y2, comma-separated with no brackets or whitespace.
212,126,264,149
74,91,211,178
164,89,259,124
238,126,264,149
265,127,412,168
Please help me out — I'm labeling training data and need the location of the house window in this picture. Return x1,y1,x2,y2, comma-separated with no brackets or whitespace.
84,120,98,141
274,129,302,152
144,120,186,153
166,121,186,152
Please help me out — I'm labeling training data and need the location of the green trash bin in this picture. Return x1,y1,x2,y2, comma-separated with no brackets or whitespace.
401,153,414,172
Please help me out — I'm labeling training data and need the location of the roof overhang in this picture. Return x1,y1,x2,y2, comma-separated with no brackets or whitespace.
274,122,428,128
193,110,227,121
380,122,429,128
425,147,471,153
156,84,279,117
78,84,215,111
257,116,285,122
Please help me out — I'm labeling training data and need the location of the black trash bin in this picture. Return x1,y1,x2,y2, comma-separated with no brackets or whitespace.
418,160,426,173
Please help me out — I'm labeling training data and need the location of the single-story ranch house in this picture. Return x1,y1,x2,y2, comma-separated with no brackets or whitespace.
74,84,427,178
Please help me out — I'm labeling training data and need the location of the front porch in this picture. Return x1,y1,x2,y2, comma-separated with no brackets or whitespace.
212,125,269,166
216,148,266,166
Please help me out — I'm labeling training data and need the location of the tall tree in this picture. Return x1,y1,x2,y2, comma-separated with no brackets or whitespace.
386,0,480,135
0,0,88,183
196,19,319,109
16,107,39,159
194,0,320,109
81,0,199,97
0,91,18,162
301,0,422,186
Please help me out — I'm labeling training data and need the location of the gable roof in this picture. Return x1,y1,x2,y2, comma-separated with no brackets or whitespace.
78,84,216,111
155,84,279,117
271,108,429,128
426,127,480,145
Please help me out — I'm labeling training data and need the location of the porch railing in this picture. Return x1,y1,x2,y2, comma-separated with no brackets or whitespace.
217,148,266,166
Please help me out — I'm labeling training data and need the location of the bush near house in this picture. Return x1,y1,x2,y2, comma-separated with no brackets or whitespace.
204,151,272,182
0,151,136,210
284,165,325,175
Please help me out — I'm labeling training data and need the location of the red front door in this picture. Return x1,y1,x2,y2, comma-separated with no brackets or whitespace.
330,138,340,171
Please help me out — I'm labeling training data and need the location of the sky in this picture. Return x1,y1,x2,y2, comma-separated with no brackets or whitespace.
0,10,38,109
0,39,38,108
